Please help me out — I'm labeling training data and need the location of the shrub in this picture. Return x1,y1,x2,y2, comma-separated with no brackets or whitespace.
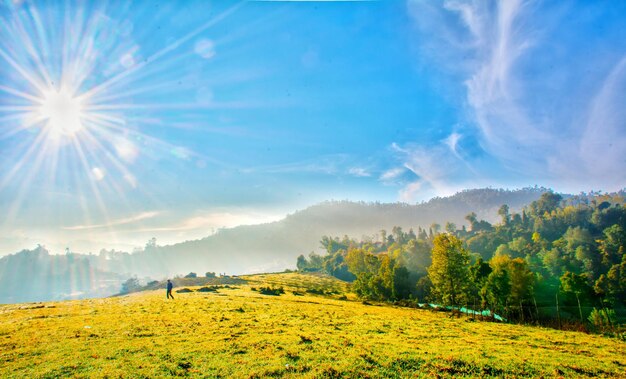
258,286,284,296
588,308,615,330
184,272,197,278
197,286,218,292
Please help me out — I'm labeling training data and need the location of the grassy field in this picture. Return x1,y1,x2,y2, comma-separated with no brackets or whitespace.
1,273,625,378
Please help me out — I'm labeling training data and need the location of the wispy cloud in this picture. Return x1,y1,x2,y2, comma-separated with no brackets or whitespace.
64,211,160,230
348,167,371,177
577,56,626,186
407,0,626,192
443,132,462,159
379,167,406,183
390,135,477,201
242,154,349,176
131,211,282,233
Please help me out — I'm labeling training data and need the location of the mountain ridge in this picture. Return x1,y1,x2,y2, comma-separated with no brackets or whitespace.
0,187,548,303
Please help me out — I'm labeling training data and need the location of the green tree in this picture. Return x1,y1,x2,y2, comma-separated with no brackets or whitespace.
392,265,411,300
483,269,511,315
307,252,323,270
296,254,308,271
508,257,535,318
560,271,591,322
445,222,457,234
498,204,510,225
428,234,470,306
345,247,378,275
532,192,563,216
598,225,625,267
469,258,491,308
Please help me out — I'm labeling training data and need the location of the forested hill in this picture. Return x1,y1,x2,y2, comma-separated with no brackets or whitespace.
89,187,546,278
0,187,544,303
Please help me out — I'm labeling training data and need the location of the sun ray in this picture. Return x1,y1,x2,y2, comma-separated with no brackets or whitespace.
0,85,41,103
3,129,59,227
79,2,245,101
12,4,53,89
0,0,254,251
88,78,194,105
0,48,47,96
69,136,119,243
0,128,50,191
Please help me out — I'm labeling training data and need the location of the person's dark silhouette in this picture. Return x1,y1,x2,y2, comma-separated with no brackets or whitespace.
166,279,174,299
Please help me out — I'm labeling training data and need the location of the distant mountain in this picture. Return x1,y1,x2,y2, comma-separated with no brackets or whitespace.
0,187,546,303
89,187,547,278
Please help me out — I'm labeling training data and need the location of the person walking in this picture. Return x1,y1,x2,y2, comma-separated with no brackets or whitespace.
166,279,174,299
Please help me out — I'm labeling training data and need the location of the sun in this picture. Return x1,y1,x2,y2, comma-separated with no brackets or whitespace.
38,87,85,137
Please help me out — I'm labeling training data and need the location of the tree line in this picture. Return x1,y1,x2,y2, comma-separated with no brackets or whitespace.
296,191,626,328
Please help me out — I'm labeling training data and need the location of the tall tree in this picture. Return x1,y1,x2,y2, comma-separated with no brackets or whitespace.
560,271,591,322
428,234,470,306
498,204,511,225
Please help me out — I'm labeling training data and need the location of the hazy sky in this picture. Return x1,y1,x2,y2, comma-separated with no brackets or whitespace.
1,0,625,254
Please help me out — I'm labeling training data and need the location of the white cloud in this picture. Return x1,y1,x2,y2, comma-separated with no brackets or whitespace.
194,39,215,59
392,141,461,200
578,56,626,186
389,133,487,201
443,132,462,159
379,167,406,182
348,167,370,177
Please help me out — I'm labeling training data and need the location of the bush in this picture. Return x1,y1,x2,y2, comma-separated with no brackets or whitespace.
197,286,218,292
184,272,197,278
588,308,615,330
205,272,216,278
257,286,285,296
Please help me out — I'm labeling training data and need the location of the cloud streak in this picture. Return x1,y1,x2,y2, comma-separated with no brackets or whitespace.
131,211,282,233
390,136,479,201
64,211,160,230
407,0,626,192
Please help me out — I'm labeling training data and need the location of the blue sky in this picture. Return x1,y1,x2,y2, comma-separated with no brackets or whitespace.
1,0,625,254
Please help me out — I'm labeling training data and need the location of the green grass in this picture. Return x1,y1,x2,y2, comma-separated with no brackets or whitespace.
1,272,625,378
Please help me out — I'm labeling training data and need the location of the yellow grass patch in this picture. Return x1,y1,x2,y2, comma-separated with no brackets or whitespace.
1,273,624,378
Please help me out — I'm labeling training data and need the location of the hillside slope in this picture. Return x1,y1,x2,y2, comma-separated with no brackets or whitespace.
1,273,624,378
